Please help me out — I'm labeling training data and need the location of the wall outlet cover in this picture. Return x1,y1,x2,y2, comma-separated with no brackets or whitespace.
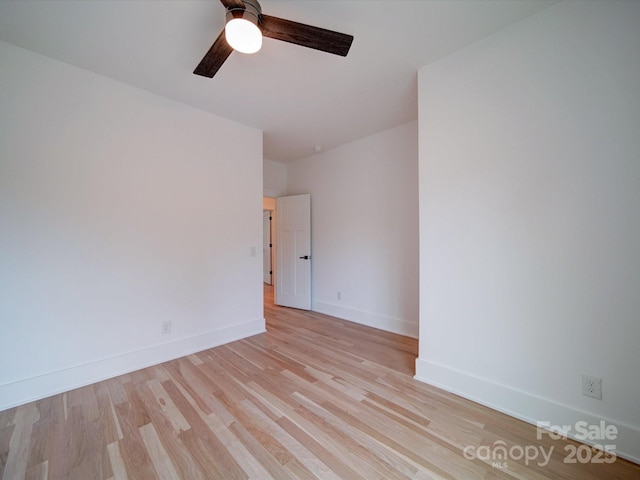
582,374,602,400
161,321,172,335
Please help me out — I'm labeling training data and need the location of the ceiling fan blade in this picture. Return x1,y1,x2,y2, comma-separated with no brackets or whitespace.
220,0,245,9
193,29,233,78
260,14,353,57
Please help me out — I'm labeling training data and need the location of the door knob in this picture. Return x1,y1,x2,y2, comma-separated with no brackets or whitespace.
299,255,310,260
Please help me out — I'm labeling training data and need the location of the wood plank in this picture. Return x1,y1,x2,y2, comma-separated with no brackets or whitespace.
162,358,217,416
96,392,121,446
142,379,190,434
137,382,204,480
24,461,47,480
202,409,274,480
239,399,339,480
2,404,38,480
139,423,179,479
113,400,157,479
0,425,16,479
162,380,248,480
106,442,128,480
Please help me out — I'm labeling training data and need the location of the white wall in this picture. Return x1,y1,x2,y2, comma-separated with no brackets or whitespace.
0,41,264,410
416,1,640,462
287,122,419,337
263,158,287,198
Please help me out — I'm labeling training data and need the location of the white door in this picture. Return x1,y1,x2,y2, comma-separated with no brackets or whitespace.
263,210,272,285
276,194,311,309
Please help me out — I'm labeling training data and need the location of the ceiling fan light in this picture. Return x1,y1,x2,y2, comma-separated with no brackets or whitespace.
225,5,262,55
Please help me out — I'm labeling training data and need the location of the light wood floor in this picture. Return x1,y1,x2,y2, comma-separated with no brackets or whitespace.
1,286,638,479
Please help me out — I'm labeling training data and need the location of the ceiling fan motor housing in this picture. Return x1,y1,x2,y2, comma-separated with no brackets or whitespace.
226,0,261,24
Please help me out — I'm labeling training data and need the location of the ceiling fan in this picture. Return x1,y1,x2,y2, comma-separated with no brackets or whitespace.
194,0,354,78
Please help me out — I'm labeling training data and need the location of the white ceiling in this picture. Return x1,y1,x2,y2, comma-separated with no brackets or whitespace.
0,0,557,163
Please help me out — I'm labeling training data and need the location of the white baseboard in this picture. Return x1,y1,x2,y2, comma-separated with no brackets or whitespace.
313,300,418,338
414,357,640,465
0,318,266,412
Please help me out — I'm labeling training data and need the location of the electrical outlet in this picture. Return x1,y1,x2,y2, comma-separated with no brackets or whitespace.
582,375,602,400
161,321,172,335
337,291,342,300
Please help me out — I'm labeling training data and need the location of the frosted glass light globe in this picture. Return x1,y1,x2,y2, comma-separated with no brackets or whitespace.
225,18,262,54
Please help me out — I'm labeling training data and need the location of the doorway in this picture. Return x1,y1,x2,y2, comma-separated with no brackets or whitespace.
263,197,277,312
263,209,272,285
263,197,277,290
